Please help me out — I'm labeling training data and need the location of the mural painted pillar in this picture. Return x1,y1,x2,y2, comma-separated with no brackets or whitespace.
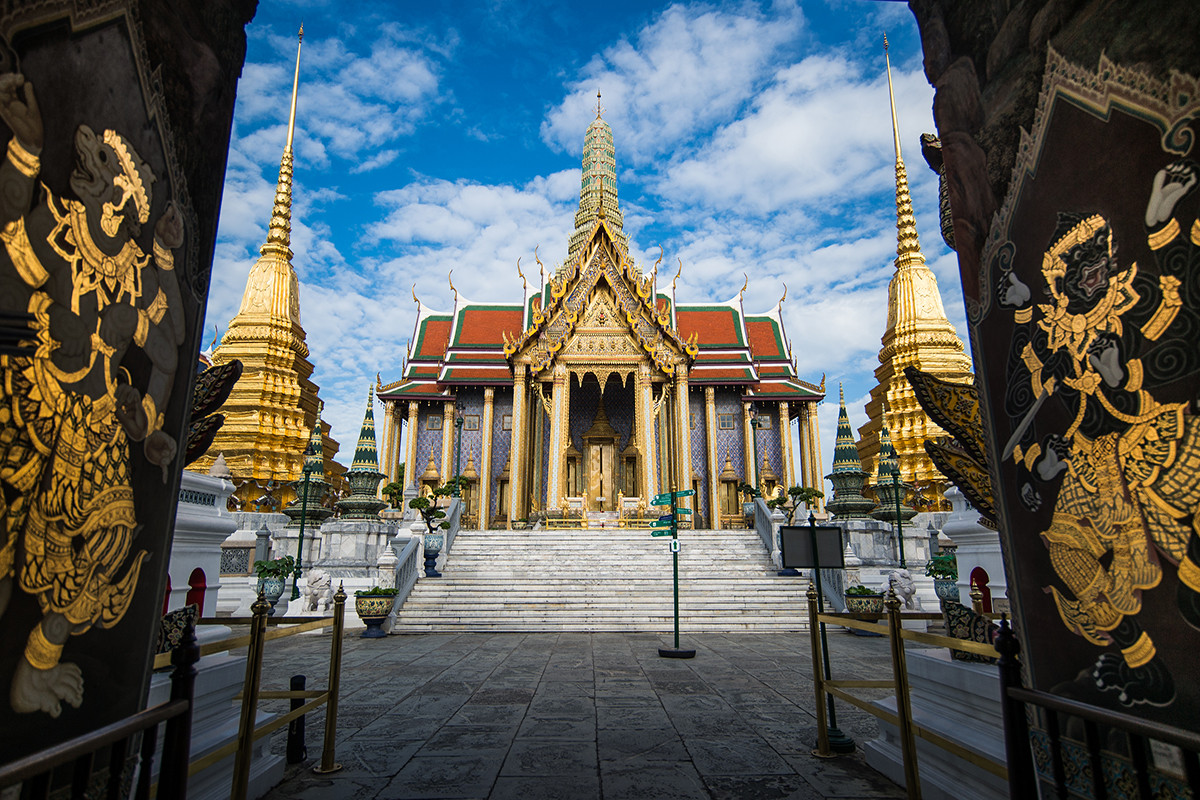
705,387,720,530
405,401,420,491
508,364,527,526
480,387,495,529
547,365,567,510
779,401,792,490
742,401,757,490
441,398,456,484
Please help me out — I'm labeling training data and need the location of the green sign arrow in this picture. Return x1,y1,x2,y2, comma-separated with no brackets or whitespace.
673,489,696,498
651,530,672,537
651,494,672,506
649,520,673,528
674,508,692,515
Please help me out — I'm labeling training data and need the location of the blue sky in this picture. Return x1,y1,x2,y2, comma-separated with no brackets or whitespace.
204,0,970,492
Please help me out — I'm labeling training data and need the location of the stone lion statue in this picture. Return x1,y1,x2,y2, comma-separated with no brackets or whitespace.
889,569,922,611
304,569,333,613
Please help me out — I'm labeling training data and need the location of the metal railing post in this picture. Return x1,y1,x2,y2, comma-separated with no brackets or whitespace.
159,622,200,797
807,581,832,757
995,615,1036,798
886,587,921,799
232,593,269,800
314,583,346,774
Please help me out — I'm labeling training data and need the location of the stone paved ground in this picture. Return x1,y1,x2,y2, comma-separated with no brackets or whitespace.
257,631,907,800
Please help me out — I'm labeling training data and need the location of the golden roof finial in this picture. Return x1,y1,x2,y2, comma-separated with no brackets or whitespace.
596,89,603,119
884,34,922,263
411,283,419,305
739,273,749,300
448,269,457,302
778,282,788,307
534,245,544,288
516,257,527,292
672,258,683,294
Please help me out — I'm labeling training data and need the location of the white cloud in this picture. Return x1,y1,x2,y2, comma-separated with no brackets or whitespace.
541,2,803,164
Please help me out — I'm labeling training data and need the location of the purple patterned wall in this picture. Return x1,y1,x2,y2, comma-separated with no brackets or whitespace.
451,389,484,482
568,375,635,453
714,390,745,482
689,389,709,526
489,390,513,522
415,404,446,481
756,403,784,490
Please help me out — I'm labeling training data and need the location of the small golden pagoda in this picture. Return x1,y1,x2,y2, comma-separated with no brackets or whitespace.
190,27,344,507
856,37,973,504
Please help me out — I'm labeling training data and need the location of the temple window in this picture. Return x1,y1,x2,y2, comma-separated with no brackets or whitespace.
718,413,735,430
427,415,442,431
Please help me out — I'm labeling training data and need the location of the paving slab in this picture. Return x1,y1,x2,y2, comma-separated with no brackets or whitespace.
257,631,911,799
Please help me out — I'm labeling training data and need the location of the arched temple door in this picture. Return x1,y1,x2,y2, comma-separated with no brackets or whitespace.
970,566,992,612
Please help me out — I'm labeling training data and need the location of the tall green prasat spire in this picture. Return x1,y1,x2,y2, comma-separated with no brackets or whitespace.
284,402,333,529
824,385,877,519
871,411,916,524
336,387,387,520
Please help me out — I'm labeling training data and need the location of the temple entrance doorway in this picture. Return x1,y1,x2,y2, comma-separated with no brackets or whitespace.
568,373,636,513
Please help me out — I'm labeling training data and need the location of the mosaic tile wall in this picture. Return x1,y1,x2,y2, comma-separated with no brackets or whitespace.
757,412,784,491
488,390,513,523
451,389,484,482
415,404,446,481
714,390,746,482
689,390,709,526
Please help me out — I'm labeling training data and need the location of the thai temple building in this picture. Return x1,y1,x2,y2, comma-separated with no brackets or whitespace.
854,38,972,507
376,100,826,529
190,28,345,507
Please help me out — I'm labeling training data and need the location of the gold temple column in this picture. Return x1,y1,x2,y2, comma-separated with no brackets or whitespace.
547,365,568,510
480,387,495,529
779,401,793,490
674,368,692,515
637,363,656,499
743,401,757,491
405,401,419,492
705,387,719,530
797,403,811,489
811,401,825,511
442,398,456,483
508,364,527,527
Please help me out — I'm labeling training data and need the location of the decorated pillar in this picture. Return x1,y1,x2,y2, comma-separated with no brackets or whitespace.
705,387,720,530
674,369,692,514
405,401,419,491
779,401,793,489
508,364,527,526
811,401,825,511
480,387,495,530
547,364,567,510
441,398,456,485
637,363,656,499
742,401,757,490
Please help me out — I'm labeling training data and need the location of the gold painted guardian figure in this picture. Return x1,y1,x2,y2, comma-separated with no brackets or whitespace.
0,70,184,717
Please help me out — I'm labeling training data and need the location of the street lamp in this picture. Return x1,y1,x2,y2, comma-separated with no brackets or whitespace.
892,471,907,569
291,436,319,601
453,405,464,498
749,407,761,498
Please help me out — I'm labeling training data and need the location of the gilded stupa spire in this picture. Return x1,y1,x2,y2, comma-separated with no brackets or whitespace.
855,36,972,502
192,25,345,505
262,25,303,260
567,90,628,263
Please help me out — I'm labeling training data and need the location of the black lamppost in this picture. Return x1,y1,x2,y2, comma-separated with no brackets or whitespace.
453,405,464,498
291,437,319,601
749,407,762,498
892,471,907,569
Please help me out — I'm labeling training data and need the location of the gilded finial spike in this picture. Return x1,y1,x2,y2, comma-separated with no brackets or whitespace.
739,273,748,299
285,25,304,151
448,269,457,301
411,283,419,305
596,90,602,118
779,283,787,307
516,257,527,292
672,258,682,293
884,33,902,162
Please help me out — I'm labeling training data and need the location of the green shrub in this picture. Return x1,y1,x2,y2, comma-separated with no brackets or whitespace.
355,587,399,597
845,584,881,596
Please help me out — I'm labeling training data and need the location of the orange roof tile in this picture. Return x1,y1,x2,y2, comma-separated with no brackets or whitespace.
414,318,452,359
676,307,743,347
456,306,524,347
746,318,785,360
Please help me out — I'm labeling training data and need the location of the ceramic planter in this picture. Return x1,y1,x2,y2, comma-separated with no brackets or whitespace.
934,578,960,604
355,594,395,638
258,576,286,616
423,532,443,577
844,593,885,615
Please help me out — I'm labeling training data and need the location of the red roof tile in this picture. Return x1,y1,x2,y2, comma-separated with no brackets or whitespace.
746,318,785,360
414,318,452,359
676,307,743,347
456,306,524,347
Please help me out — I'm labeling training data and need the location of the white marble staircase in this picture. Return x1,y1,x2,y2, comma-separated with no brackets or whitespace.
392,527,812,633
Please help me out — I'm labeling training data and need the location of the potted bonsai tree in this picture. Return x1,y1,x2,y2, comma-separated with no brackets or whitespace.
354,586,399,638
410,480,454,577
253,555,295,616
767,485,825,524
925,550,960,604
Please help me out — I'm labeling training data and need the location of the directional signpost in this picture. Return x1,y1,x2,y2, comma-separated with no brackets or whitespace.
650,488,696,658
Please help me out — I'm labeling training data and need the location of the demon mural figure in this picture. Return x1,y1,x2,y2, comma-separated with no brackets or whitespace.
0,70,184,717
999,159,1200,708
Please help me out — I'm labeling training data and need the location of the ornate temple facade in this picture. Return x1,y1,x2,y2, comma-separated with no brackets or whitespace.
377,109,825,529
190,29,345,507
856,40,973,504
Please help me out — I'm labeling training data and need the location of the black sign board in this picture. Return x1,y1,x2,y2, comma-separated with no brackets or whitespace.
780,525,845,570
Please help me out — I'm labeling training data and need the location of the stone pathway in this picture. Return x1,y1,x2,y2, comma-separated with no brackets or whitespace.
258,631,907,800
